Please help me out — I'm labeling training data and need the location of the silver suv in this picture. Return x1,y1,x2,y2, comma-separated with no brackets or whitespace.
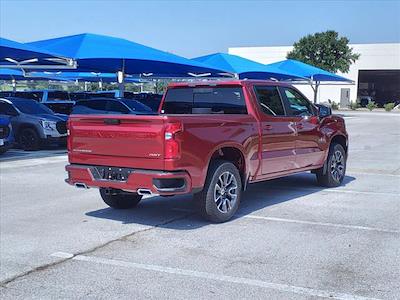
0,97,68,150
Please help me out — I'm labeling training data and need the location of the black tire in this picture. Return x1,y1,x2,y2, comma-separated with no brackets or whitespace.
194,160,242,223
18,128,40,151
316,143,346,187
100,188,142,209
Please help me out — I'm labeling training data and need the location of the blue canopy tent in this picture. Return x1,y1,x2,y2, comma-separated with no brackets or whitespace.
265,59,353,103
193,53,305,81
27,33,230,96
0,37,75,70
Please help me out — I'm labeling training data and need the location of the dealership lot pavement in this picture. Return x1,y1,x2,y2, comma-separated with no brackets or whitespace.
1,111,399,299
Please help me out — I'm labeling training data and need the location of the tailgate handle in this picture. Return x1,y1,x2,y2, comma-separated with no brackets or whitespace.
104,119,121,125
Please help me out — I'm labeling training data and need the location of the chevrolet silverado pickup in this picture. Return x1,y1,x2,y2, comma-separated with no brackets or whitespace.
66,80,348,222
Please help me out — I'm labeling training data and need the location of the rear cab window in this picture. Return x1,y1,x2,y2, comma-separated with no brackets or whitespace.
162,86,247,114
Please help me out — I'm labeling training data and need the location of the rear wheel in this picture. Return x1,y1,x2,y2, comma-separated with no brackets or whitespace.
194,160,242,223
100,188,142,209
316,143,346,187
18,128,40,151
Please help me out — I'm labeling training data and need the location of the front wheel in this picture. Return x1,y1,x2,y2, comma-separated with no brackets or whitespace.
194,160,242,223
316,143,346,187
100,188,142,209
18,128,40,151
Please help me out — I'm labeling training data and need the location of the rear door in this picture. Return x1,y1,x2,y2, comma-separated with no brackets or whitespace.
253,85,297,174
279,87,325,168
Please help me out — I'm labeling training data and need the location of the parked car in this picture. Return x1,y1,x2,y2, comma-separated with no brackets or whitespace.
11,90,75,115
0,97,68,150
0,114,14,154
71,98,154,115
125,93,163,112
69,92,92,101
65,80,348,222
357,95,373,107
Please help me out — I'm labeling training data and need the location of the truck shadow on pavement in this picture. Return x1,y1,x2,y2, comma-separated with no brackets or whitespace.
85,172,355,229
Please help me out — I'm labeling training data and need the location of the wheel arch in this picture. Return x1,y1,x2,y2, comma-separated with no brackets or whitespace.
16,123,41,138
330,134,348,155
205,143,248,190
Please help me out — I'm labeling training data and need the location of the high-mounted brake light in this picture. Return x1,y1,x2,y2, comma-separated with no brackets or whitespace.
165,122,182,159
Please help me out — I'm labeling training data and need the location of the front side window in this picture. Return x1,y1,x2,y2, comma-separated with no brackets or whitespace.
162,86,247,114
11,100,53,115
254,86,285,116
282,88,315,117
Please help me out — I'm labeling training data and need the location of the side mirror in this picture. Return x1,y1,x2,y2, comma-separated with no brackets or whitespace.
316,104,332,118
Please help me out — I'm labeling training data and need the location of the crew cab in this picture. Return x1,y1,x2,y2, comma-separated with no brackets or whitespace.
66,80,348,222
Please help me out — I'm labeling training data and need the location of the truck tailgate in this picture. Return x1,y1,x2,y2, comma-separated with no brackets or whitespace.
68,115,165,169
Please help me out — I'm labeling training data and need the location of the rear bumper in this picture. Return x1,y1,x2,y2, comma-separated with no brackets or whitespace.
65,164,192,195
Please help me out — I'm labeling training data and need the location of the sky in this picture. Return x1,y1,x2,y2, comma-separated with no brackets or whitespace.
1,0,399,58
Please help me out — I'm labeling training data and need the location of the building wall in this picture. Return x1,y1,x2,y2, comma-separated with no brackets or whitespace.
228,43,400,105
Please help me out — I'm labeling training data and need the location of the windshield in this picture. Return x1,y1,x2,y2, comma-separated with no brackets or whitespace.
11,99,54,115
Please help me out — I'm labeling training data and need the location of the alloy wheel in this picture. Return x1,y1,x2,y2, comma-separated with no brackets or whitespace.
214,171,238,213
330,150,345,182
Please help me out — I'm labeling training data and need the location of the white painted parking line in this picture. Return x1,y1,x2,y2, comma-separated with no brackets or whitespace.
269,186,399,197
172,208,399,234
50,252,379,300
51,252,74,259
0,155,68,170
347,171,400,177
243,215,400,234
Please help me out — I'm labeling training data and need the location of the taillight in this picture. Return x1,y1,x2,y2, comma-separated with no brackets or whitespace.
66,120,71,151
164,122,182,159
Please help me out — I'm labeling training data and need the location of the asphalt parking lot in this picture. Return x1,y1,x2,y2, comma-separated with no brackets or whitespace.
1,111,399,299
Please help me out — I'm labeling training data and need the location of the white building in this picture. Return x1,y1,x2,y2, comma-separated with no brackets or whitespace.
229,43,400,107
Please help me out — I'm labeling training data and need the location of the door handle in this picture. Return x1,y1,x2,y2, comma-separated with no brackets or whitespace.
264,124,273,130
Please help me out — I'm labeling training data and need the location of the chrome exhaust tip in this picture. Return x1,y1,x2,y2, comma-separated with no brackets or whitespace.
137,188,153,196
75,182,89,189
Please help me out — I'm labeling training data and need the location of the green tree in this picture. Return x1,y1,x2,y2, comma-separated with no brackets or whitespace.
287,30,360,103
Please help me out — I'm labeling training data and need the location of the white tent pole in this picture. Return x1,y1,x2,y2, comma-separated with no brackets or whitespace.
12,78,16,92
117,59,126,97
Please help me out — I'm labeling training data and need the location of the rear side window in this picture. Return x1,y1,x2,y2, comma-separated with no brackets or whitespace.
254,86,285,116
162,87,247,114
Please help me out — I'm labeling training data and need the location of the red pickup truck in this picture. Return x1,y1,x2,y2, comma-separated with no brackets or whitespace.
66,80,348,222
